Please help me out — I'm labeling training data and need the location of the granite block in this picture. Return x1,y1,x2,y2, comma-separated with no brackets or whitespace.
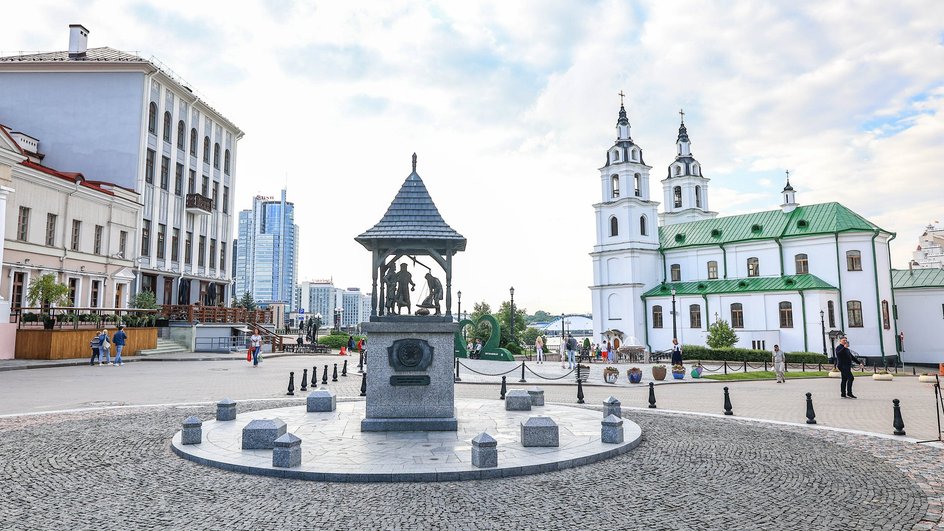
521,416,559,447
505,390,532,411
241,418,287,450
216,399,237,421
272,433,302,468
471,432,498,468
527,387,545,407
306,388,337,412
601,414,624,444
602,396,621,419
181,416,202,445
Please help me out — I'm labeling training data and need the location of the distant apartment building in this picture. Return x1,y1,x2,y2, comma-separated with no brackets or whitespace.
295,280,370,330
234,190,298,312
911,222,944,269
0,24,242,306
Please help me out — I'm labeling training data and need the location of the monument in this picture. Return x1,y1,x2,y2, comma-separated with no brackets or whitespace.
355,154,465,431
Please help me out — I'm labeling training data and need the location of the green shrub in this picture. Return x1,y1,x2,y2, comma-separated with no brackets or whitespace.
22,312,39,323
503,342,523,356
681,345,828,364
317,334,364,349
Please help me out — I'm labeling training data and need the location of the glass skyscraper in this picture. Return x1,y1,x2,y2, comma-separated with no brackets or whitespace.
235,189,298,311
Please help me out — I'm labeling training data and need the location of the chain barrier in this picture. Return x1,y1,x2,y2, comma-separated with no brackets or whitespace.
457,361,523,377
698,363,725,373
524,364,577,381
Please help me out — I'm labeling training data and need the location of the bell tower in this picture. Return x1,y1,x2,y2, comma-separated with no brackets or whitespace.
660,110,717,225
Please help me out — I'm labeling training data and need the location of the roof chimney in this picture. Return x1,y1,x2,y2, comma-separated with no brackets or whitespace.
68,24,89,58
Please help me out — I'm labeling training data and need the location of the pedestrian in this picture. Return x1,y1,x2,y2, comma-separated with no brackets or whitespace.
112,325,127,366
835,337,861,398
466,340,473,356
559,339,567,369
97,328,112,366
772,344,785,383
566,333,577,369
473,338,483,359
535,336,544,364
347,335,355,355
250,328,263,367
670,338,683,366
89,333,101,366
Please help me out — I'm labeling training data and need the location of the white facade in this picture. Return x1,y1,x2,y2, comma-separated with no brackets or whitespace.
912,223,944,269
295,280,371,330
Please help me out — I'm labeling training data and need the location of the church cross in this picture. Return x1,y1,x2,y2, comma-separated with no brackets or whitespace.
618,90,625,106
679,108,685,124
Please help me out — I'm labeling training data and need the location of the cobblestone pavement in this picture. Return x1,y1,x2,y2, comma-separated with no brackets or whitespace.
0,400,940,530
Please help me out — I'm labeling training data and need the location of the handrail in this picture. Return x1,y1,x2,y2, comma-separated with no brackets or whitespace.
159,304,273,324
13,306,158,330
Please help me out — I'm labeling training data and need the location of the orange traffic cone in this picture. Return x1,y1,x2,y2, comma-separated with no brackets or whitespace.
340,346,347,356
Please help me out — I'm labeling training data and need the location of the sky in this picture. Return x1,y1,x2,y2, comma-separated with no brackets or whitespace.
3,1,943,316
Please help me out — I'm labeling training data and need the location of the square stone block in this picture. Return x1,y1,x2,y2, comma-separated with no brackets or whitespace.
527,387,545,407
181,416,202,445
307,388,337,412
216,399,237,421
602,414,624,444
520,416,559,447
272,433,302,468
505,390,532,411
471,432,498,468
241,418,287,450
603,396,621,419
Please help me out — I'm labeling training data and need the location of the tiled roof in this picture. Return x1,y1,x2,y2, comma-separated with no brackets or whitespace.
659,202,885,250
642,274,837,297
0,47,146,63
891,268,944,289
356,167,466,249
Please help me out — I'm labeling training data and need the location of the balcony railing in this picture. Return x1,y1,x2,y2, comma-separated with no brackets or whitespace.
185,193,212,215
12,307,159,329
160,304,273,325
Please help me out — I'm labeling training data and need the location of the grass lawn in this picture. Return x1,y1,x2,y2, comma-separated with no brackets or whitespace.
703,371,871,381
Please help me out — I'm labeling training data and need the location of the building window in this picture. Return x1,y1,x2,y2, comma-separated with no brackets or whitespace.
90,280,100,308
827,300,836,328
222,186,229,214
747,257,759,277
224,149,231,175
634,173,641,197
209,239,217,268
220,241,227,270
71,219,81,251
779,301,794,328
611,175,619,199
177,120,185,150
94,225,103,255
160,156,170,190
212,182,219,210
188,170,196,195
190,128,197,156
882,300,890,330
639,215,647,236
795,253,809,274
673,186,682,208
213,143,221,169
198,235,206,267
846,250,862,271
16,206,30,241
175,164,183,195
67,278,78,307
171,228,180,262
156,224,166,260
203,137,210,163
670,264,681,282
148,102,157,134
695,185,702,208
145,149,155,184
652,305,663,328
847,300,864,327
185,231,193,265
689,304,702,328
162,111,171,142
609,216,618,237
201,175,209,196
119,231,127,258
612,150,619,162
45,213,57,246
141,220,151,257
730,303,744,328
11,272,25,309
707,260,718,280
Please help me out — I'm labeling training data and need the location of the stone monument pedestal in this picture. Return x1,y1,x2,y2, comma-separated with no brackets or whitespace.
360,320,458,432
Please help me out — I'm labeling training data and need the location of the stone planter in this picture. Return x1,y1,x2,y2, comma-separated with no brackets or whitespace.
827,370,842,378
627,369,643,384
918,374,939,383
671,371,685,380
603,368,619,384
872,373,893,381
652,366,667,381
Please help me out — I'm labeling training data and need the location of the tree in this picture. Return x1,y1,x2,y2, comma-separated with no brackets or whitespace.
529,310,552,323
520,326,543,348
130,291,158,309
26,274,70,311
706,319,739,349
468,301,492,342
235,291,257,311
495,300,528,347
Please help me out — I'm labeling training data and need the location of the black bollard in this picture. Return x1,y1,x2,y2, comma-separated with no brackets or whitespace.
359,372,367,397
322,364,328,385
577,377,585,404
358,350,364,373
312,366,318,387
455,357,461,382
723,386,734,415
286,372,295,396
805,392,817,424
300,369,309,392
648,382,657,409
519,362,527,383
341,359,348,377
500,375,507,400
332,363,338,382
892,399,906,436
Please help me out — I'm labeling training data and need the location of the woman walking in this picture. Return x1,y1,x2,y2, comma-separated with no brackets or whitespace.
250,329,263,367
535,336,544,364
97,329,112,366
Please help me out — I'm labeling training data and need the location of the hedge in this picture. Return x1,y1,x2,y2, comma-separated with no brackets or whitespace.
681,345,828,364
317,334,365,349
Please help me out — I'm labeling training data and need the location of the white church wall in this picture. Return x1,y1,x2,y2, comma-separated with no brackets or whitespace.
781,236,835,278
726,241,781,278
836,233,885,356
894,289,944,364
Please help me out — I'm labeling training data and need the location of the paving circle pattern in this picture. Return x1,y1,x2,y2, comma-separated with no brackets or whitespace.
171,398,642,481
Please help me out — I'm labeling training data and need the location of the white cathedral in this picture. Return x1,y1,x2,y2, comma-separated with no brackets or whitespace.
590,102,902,360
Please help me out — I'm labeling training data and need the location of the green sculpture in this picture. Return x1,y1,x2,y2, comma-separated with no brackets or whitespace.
453,314,514,361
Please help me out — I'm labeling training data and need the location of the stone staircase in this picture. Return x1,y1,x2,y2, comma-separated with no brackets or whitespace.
136,338,190,357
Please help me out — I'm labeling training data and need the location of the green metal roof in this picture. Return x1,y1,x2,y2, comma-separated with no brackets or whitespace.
642,274,838,298
891,268,944,289
659,202,885,250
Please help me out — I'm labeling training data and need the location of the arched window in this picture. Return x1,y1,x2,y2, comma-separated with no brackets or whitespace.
176,121,185,150
224,149,231,175
203,137,210,163
652,305,663,328
707,260,718,279
147,102,157,134
881,300,890,329
747,257,759,277
730,303,744,328
673,186,682,208
213,143,221,169
612,150,620,162
795,253,809,274
695,185,702,208
846,250,862,271
689,304,702,328
190,128,197,156
779,301,794,328
609,216,618,237
827,300,836,328
693,163,699,176
162,111,172,142
610,175,619,199
639,215,647,236
634,173,641,197
674,165,681,176
631,148,638,161
847,300,863,327
670,264,681,282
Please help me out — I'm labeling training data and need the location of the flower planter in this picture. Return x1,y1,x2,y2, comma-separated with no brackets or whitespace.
691,367,703,379
627,369,643,384
918,374,939,383
652,366,667,381
672,371,685,380
872,373,893,381
603,368,619,384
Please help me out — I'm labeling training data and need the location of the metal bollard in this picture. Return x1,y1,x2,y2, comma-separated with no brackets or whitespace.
742,361,747,373
724,361,728,375
286,372,295,396
312,366,318,386
332,363,338,382
892,399,906,436
359,372,367,397
322,364,328,385
576,376,585,404
723,386,733,415
500,375,507,400
300,368,308,392
519,362,527,383
358,350,364,373
341,359,348,377
648,382,657,409
805,392,817,424
455,357,461,382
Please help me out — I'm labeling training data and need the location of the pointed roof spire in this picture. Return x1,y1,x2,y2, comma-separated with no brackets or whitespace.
676,108,690,144
783,170,794,191
616,90,629,126
412,152,417,173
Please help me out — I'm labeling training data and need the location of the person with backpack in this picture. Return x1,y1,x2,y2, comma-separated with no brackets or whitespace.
112,325,127,366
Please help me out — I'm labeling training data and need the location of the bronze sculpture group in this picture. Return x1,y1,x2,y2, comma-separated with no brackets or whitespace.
383,262,443,316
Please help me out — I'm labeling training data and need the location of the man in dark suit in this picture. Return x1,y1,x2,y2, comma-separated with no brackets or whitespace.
835,337,861,399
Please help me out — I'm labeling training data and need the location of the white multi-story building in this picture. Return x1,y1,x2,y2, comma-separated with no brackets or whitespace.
911,223,944,269
0,24,243,307
295,280,371,331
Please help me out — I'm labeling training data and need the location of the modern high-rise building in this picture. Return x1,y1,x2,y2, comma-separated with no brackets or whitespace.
235,189,298,311
0,24,242,306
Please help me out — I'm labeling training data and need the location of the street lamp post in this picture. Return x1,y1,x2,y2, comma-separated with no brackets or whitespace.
509,287,515,345
313,312,322,344
670,287,678,341
457,290,462,321
820,310,828,357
